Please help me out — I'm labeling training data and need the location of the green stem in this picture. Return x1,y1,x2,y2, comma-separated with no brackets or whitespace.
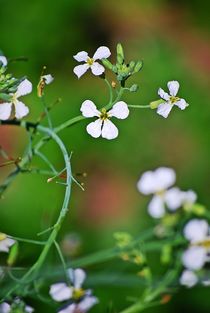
104,78,113,105
128,105,150,109
41,95,53,129
8,236,46,246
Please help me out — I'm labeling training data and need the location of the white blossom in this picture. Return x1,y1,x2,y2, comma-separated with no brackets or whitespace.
41,74,54,85
0,79,32,120
0,233,16,253
58,296,98,313
0,301,34,313
0,302,10,313
80,100,129,140
157,80,188,118
0,56,7,67
180,270,198,288
73,46,111,78
183,219,208,243
182,246,206,270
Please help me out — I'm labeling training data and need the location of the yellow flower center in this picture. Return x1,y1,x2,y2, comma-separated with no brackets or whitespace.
72,288,85,300
0,233,6,241
100,108,109,121
86,58,94,66
195,238,210,249
156,190,165,197
169,96,179,104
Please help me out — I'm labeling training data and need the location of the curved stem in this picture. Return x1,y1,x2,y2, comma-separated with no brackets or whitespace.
104,78,113,105
128,105,150,109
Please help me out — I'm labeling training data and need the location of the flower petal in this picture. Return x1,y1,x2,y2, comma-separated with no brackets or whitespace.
73,268,86,289
42,74,54,85
86,119,102,138
183,219,208,243
90,62,105,76
80,100,100,118
73,64,89,78
49,283,72,302
78,296,99,311
101,119,118,140
109,101,129,119
158,88,170,101
154,167,176,191
182,246,206,270
0,56,7,67
73,51,88,62
137,171,157,195
175,98,188,110
0,102,12,120
93,46,111,60
182,190,197,205
180,270,198,288
0,302,11,313
15,100,29,119
16,79,32,97
148,195,165,218
157,102,172,118
164,187,183,211
25,305,34,313
167,80,179,96
59,304,76,313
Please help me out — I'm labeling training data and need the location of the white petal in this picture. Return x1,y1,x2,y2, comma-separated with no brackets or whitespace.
59,304,76,313
93,46,111,60
25,305,34,313
154,167,176,191
86,119,102,138
15,100,29,119
164,187,183,211
101,119,118,140
148,195,165,218
78,296,99,311
175,98,188,110
182,190,197,205
180,270,198,288
0,303,11,313
73,64,89,78
158,88,170,101
0,56,7,67
0,102,12,120
42,74,54,85
90,62,105,76
109,101,129,119
137,171,157,195
80,100,100,118
16,79,32,97
73,51,89,62
167,81,179,96
182,246,206,270
0,238,15,253
157,102,172,118
183,219,208,243
73,268,86,289
49,283,72,302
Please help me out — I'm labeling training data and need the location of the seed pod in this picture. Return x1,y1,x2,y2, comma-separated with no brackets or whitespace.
134,61,143,73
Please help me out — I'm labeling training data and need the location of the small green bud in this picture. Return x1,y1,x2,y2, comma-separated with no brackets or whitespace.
112,65,118,73
0,93,12,101
114,232,133,248
129,61,135,71
102,58,113,70
191,203,206,216
7,242,19,266
129,84,139,92
117,54,124,65
150,99,163,109
134,61,143,73
117,43,124,60
161,244,172,264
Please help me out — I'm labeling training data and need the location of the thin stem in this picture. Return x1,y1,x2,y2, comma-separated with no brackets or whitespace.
54,115,86,133
128,105,150,109
8,236,47,246
104,78,113,105
41,95,53,129
54,240,71,285
35,150,57,175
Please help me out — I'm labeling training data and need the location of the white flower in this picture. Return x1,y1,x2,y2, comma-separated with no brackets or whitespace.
157,80,188,118
0,233,16,253
0,56,7,67
137,167,181,218
182,190,197,206
183,219,208,243
180,270,198,288
73,46,111,78
41,74,54,85
80,100,129,140
0,302,10,313
58,296,98,313
182,246,206,270
0,79,32,120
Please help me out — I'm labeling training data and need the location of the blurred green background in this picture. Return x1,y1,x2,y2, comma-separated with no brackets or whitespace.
1,0,210,312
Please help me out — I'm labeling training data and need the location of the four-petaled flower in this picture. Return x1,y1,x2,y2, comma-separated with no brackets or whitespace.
0,233,16,253
50,268,98,313
0,79,32,120
80,100,129,140
73,46,111,78
157,81,188,118
0,56,7,67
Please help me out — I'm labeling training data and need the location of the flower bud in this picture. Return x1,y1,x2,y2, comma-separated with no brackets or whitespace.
150,99,163,109
134,61,143,73
129,84,139,92
102,58,113,70
116,43,124,60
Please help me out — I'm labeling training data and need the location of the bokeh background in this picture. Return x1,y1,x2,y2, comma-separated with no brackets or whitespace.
1,0,210,312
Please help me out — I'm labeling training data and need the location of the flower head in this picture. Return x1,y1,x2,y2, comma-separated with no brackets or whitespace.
73,46,111,78
0,56,7,67
0,233,16,253
157,81,188,118
80,100,129,140
0,79,32,120
180,270,198,288
0,300,34,313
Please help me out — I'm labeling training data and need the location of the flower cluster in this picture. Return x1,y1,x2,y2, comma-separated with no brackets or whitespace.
0,299,34,313
137,167,196,219
49,268,98,313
